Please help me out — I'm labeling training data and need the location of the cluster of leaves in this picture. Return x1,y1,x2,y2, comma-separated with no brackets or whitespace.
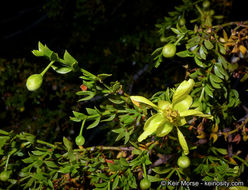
1,0,248,189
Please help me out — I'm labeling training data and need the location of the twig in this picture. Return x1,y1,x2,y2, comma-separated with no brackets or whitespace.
75,145,135,152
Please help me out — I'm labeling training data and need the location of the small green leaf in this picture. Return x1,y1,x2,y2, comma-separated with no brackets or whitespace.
63,137,72,151
62,50,78,67
101,114,116,122
199,46,207,60
176,50,193,57
214,66,224,79
52,66,72,74
31,150,45,156
210,73,223,83
44,161,58,168
215,148,227,155
194,57,207,68
108,98,124,104
152,166,172,174
171,28,181,35
204,84,213,98
112,176,119,189
204,40,214,50
76,91,96,101
72,111,87,120
87,117,101,129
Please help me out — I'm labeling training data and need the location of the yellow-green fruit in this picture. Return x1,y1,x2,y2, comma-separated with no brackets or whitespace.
203,0,210,8
26,74,43,91
75,135,85,146
0,171,10,181
162,44,176,58
177,156,190,169
140,178,151,190
179,18,186,26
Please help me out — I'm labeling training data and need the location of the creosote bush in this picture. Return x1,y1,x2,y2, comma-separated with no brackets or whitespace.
1,0,248,189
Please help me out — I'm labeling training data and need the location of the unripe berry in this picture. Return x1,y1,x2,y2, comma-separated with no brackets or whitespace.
26,74,43,91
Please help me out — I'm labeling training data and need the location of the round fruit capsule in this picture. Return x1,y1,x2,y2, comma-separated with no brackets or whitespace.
177,156,191,169
162,44,177,58
26,74,43,91
75,135,85,146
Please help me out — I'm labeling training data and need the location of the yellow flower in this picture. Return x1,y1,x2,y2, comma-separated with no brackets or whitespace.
130,79,213,155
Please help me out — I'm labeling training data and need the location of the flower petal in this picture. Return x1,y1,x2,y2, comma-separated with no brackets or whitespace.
173,95,192,112
130,96,158,109
177,128,189,155
158,100,171,111
172,79,195,104
138,113,166,142
179,109,213,119
156,122,174,137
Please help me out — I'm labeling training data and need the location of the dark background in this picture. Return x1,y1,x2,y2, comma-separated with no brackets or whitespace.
0,0,247,142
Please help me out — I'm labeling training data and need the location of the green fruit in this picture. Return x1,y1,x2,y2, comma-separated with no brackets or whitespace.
177,156,190,169
75,135,85,146
202,0,210,8
0,171,10,181
140,178,151,190
179,18,186,26
26,74,43,91
162,44,176,58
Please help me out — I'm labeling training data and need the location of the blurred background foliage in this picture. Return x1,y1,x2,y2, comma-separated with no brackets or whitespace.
0,0,246,143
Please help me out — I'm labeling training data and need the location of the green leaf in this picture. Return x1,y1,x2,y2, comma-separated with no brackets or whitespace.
51,66,72,74
138,113,166,142
173,95,192,112
63,137,72,151
214,66,224,79
62,50,77,67
204,84,213,98
76,91,96,101
194,56,207,68
204,40,214,50
147,175,162,182
101,114,116,122
152,166,172,174
72,111,87,120
172,79,195,104
199,46,207,60
112,175,119,189
44,161,58,168
130,96,158,109
209,78,221,89
81,69,97,80
176,50,193,57
210,73,222,83
31,150,45,156
87,117,101,129
108,98,124,104
0,130,9,135
171,28,181,35
86,108,98,115
215,148,227,155
177,128,189,155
